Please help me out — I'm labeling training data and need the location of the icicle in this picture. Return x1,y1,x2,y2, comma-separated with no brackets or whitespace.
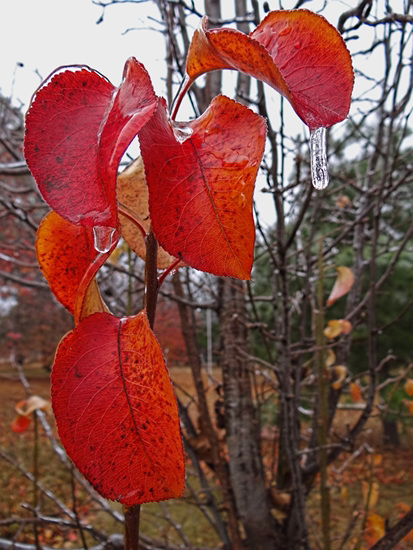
93,226,116,254
310,127,329,190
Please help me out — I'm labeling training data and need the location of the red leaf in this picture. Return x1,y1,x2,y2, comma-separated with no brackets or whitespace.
12,414,31,433
251,10,354,129
180,10,353,129
139,95,266,279
25,58,157,228
51,311,185,505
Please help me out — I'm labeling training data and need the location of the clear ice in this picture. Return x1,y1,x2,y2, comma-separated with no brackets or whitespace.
93,226,116,254
310,127,329,190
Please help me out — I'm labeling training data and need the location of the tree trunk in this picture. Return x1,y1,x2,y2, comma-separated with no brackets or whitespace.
220,278,280,549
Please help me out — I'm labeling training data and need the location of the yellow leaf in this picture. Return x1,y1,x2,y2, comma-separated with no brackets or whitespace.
326,266,354,307
117,157,180,269
325,349,336,368
332,365,347,390
366,513,385,543
405,379,413,396
341,485,348,504
324,320,342,339
324,319,352,339
362,480,379,509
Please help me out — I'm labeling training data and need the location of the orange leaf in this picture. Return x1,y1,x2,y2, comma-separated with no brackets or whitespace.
36,211,102,314
396,502,411,514
182,10,353,130
332,365,347,390
336,194,351,208
51,311,185,505
324,319,352,338
404,400,413,414
139,96,266,279
405,379,413,396
11,414,31,433
117,157,180,269
350,382,363,403
326,266,354,307
365,513,385,545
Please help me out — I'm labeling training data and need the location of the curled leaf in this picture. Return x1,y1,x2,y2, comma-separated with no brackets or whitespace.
331,365,347,390
325,348,336,368
15,396,51,416
181,10,354,129
25,58,157,228
326,266,354,307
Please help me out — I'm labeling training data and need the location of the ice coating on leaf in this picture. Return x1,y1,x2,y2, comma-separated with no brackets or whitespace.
93,226,116,253
310,127,329,190
173,123,194,143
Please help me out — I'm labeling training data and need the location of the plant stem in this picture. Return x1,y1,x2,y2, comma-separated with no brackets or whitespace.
123,228,159,550
123,505,141,550
144,229,159,328
315,237,331,550
33,411,40,550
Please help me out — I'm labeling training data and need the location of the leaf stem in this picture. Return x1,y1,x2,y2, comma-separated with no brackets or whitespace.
158,256,181,289
118,205,147,239
74,235,119,325
170,73,191,120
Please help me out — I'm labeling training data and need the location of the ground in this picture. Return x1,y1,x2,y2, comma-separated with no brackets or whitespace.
0,364,412,548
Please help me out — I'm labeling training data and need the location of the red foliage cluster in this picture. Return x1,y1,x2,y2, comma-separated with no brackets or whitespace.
23,10,353,505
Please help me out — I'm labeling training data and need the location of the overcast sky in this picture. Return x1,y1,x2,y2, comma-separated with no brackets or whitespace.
0,0,168,111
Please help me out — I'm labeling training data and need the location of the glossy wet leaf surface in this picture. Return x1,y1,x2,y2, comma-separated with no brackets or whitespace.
183,10,353,129
139,95,266,279
51,311,185,506
25,58,157,228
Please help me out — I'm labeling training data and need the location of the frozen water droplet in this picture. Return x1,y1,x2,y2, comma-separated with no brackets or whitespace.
310,127,329,190
173,123,193,143
93,226,116,253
